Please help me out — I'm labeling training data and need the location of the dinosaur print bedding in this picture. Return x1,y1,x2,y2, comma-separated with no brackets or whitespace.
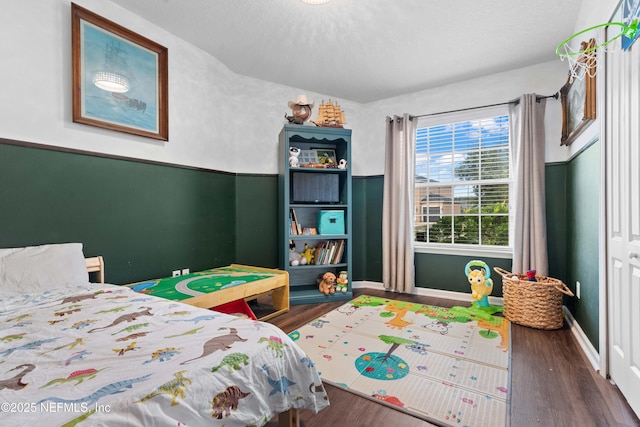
0,283,328,426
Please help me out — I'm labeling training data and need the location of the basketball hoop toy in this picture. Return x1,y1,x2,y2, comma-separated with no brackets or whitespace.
556,19,639,82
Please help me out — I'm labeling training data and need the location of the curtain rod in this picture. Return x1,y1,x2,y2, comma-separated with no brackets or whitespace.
410,92,559,120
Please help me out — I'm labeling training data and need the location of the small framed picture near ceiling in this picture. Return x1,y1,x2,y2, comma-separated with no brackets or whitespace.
71,3,168,141
559,39,596,146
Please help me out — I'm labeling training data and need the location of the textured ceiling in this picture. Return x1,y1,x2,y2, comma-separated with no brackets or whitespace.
109,0,583,103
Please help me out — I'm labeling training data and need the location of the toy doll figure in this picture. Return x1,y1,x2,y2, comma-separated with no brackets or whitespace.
336,270,348,292
464,260,493,307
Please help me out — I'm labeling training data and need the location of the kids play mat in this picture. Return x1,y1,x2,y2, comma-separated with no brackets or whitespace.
289,295,511,427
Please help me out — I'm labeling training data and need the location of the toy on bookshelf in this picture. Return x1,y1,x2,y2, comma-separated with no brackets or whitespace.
317,272,336,295
289,147,301,167
285,94,313,125
301,244,316,265
336,270,348,292
313,99,346,128
289,241,306,266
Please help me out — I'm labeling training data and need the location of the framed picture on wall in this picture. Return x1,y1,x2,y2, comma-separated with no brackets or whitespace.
71,3,168,141
559,39,596,146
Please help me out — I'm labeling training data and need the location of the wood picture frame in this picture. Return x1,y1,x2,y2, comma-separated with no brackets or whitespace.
313,148,337,165
560,39,596,146
297,148,337,167
71,3,168,141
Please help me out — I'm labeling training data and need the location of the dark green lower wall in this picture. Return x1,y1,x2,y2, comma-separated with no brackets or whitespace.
234,174,278,268
353,176,384,282
566,140,600,350
415,254,512,296
0,140,601,350
0,141,236,284
351,177,367,281
0,141,340,285
543,140,600,350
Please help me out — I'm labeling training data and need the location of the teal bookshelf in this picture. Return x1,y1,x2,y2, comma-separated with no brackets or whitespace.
278,124,353,305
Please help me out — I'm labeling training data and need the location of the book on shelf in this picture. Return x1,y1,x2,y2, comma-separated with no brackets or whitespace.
289,208,303,235
333,239,345,264
313,241,322,265
291,208,302,235
289,210,296,235
313,239,345,265
327,241,337,264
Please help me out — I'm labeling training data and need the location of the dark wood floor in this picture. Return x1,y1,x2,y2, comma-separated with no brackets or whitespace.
260,288,640,427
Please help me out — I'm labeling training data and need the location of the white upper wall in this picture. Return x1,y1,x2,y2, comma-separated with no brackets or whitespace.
1,0,588,177
561,0,620,159
575,0,619,30
352,60,570,176
0,0,359,175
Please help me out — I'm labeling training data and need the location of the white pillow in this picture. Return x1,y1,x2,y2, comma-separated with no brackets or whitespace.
0,243,89,295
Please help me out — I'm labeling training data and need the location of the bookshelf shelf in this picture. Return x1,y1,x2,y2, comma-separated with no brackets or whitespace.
289,235,348,240
278,124,353,305
288,263,348,270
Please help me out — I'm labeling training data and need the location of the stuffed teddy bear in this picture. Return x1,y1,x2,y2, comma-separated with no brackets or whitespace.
317,272,336,295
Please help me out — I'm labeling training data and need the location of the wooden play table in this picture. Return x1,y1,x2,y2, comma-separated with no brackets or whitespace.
127,264,289,321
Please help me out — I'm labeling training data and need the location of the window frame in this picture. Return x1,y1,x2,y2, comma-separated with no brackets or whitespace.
424,205,441,224
413,105,513,259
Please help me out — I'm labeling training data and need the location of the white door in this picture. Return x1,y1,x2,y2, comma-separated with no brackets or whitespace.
606,25,640,416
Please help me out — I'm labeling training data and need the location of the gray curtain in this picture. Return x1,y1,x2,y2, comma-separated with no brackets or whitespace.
382,114,417,292
510,94,548,275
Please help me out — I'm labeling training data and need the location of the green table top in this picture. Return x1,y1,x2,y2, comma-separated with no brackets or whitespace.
128,265,279,302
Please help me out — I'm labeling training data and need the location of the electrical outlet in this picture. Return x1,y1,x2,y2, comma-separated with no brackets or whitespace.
181,268,190,275
172,270,181,277
576,281,581,299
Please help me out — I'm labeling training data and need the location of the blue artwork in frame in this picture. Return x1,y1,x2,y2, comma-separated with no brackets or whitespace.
72,4,168,140
622,0,640,50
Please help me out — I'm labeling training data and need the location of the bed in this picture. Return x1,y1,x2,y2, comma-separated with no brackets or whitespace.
0,243,328,426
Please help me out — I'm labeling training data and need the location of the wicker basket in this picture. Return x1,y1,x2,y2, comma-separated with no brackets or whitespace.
494,267,574,330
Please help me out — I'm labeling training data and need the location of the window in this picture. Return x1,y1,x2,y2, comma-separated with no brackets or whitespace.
424,206,441,224
414,106,511,251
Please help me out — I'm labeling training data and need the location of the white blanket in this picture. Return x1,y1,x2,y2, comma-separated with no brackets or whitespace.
0,283,328,426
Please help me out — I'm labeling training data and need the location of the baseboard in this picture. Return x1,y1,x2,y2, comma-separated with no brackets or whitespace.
563,306,600,372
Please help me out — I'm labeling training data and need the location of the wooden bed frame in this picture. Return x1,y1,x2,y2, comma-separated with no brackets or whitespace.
85,256,104,283
83,256,301,427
